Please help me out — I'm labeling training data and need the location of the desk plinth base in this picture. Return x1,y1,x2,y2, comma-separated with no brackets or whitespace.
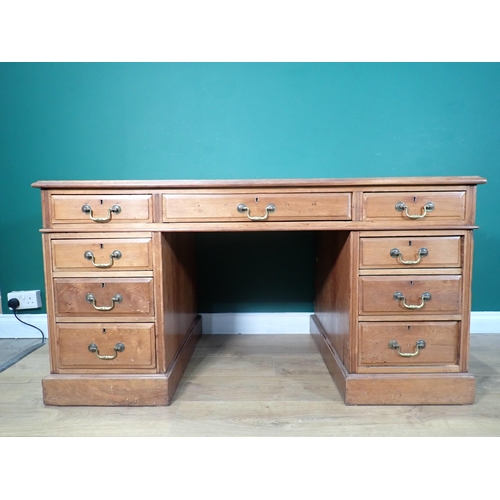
310,315,475,405
42,316,202,407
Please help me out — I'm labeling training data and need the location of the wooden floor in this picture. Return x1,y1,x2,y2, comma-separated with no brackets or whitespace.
1,333,499,436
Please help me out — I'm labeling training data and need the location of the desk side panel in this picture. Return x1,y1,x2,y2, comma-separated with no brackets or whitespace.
314,231,355,372
160,232,198,372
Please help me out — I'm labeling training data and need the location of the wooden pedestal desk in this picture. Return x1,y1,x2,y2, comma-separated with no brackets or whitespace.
32,176,486,406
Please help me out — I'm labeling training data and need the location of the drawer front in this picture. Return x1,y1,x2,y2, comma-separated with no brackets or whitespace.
362,191,466,222
56,323,156,370
359,275,462,315
359,321,459,368
360,236,462,269
50,194,152,224
162,192,352,222
54,278,154,318
52,238,153,272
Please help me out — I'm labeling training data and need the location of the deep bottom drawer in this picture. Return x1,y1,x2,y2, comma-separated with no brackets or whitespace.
56,323,156,372
358,321,460,372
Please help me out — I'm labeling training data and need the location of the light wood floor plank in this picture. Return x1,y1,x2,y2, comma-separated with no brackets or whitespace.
174,375,340,402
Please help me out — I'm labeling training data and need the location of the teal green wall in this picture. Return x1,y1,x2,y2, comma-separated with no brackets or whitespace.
1,63,498,314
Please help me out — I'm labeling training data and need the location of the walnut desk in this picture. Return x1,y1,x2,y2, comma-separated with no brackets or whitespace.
32,176,486,406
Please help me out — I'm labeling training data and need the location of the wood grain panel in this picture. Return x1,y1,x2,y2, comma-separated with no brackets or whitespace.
42,374,170,406
359,236,462,269
163,192,352,222
314,231,355,372
359,275,462,315
52,238,152,271
51,194,152,224
344,373,475,405
362,191,466,222
54,278,154,318
161,232,198,370
56,323,156,371
358,321,459,368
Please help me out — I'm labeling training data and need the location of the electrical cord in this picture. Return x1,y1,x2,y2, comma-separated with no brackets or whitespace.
8,298,46,343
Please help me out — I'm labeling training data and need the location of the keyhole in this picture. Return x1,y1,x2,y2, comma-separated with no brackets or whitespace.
102,328,107,334
410,281,414,286
413,196,417,202
100,199,104,205
408,240,412,246
101,283,105,288
407,325,411,331
100,243,104,249
255,197,259,203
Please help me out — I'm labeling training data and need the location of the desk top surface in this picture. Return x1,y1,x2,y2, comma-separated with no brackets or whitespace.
32,176,487,190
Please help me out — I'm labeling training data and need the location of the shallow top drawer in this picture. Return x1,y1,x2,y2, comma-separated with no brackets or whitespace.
362,191,466,222
162,192,352,222
51,238,153,272
50,195,152,224
359,236,462,269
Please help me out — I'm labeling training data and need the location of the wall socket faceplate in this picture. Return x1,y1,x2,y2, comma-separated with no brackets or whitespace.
7,290,42,310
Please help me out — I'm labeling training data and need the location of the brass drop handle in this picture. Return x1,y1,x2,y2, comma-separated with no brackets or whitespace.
237,203,276,221
88,342,125,360
86,293,123,311
390,247,428,265
395,201,434,219
81,204,121,222
393,291,431,309
84,250,122,268
388,339,426,357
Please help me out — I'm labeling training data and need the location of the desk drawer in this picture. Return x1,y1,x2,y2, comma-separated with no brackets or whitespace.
359,275,462,315
362,191,466,222
359,321,459,369
54,278,154,319
359,236,462,269
52,238,153,272
162,192,352,222
50,194,152,224
56,323,156,371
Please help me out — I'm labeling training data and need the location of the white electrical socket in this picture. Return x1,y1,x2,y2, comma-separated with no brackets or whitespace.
7,290,42,310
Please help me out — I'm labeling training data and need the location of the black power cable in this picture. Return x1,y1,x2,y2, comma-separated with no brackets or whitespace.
7,298,46,342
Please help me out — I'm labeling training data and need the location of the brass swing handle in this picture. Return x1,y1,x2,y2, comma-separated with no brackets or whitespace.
237,203,276,221
86,293,123,311
81,204,121,222
88,342,125,360
390,247,428,265
84,250,122,268
393,291,431,309
395,201,434,219
388,339,426,357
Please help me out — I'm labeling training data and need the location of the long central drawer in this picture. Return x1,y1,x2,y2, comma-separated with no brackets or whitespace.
162,192,352,222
